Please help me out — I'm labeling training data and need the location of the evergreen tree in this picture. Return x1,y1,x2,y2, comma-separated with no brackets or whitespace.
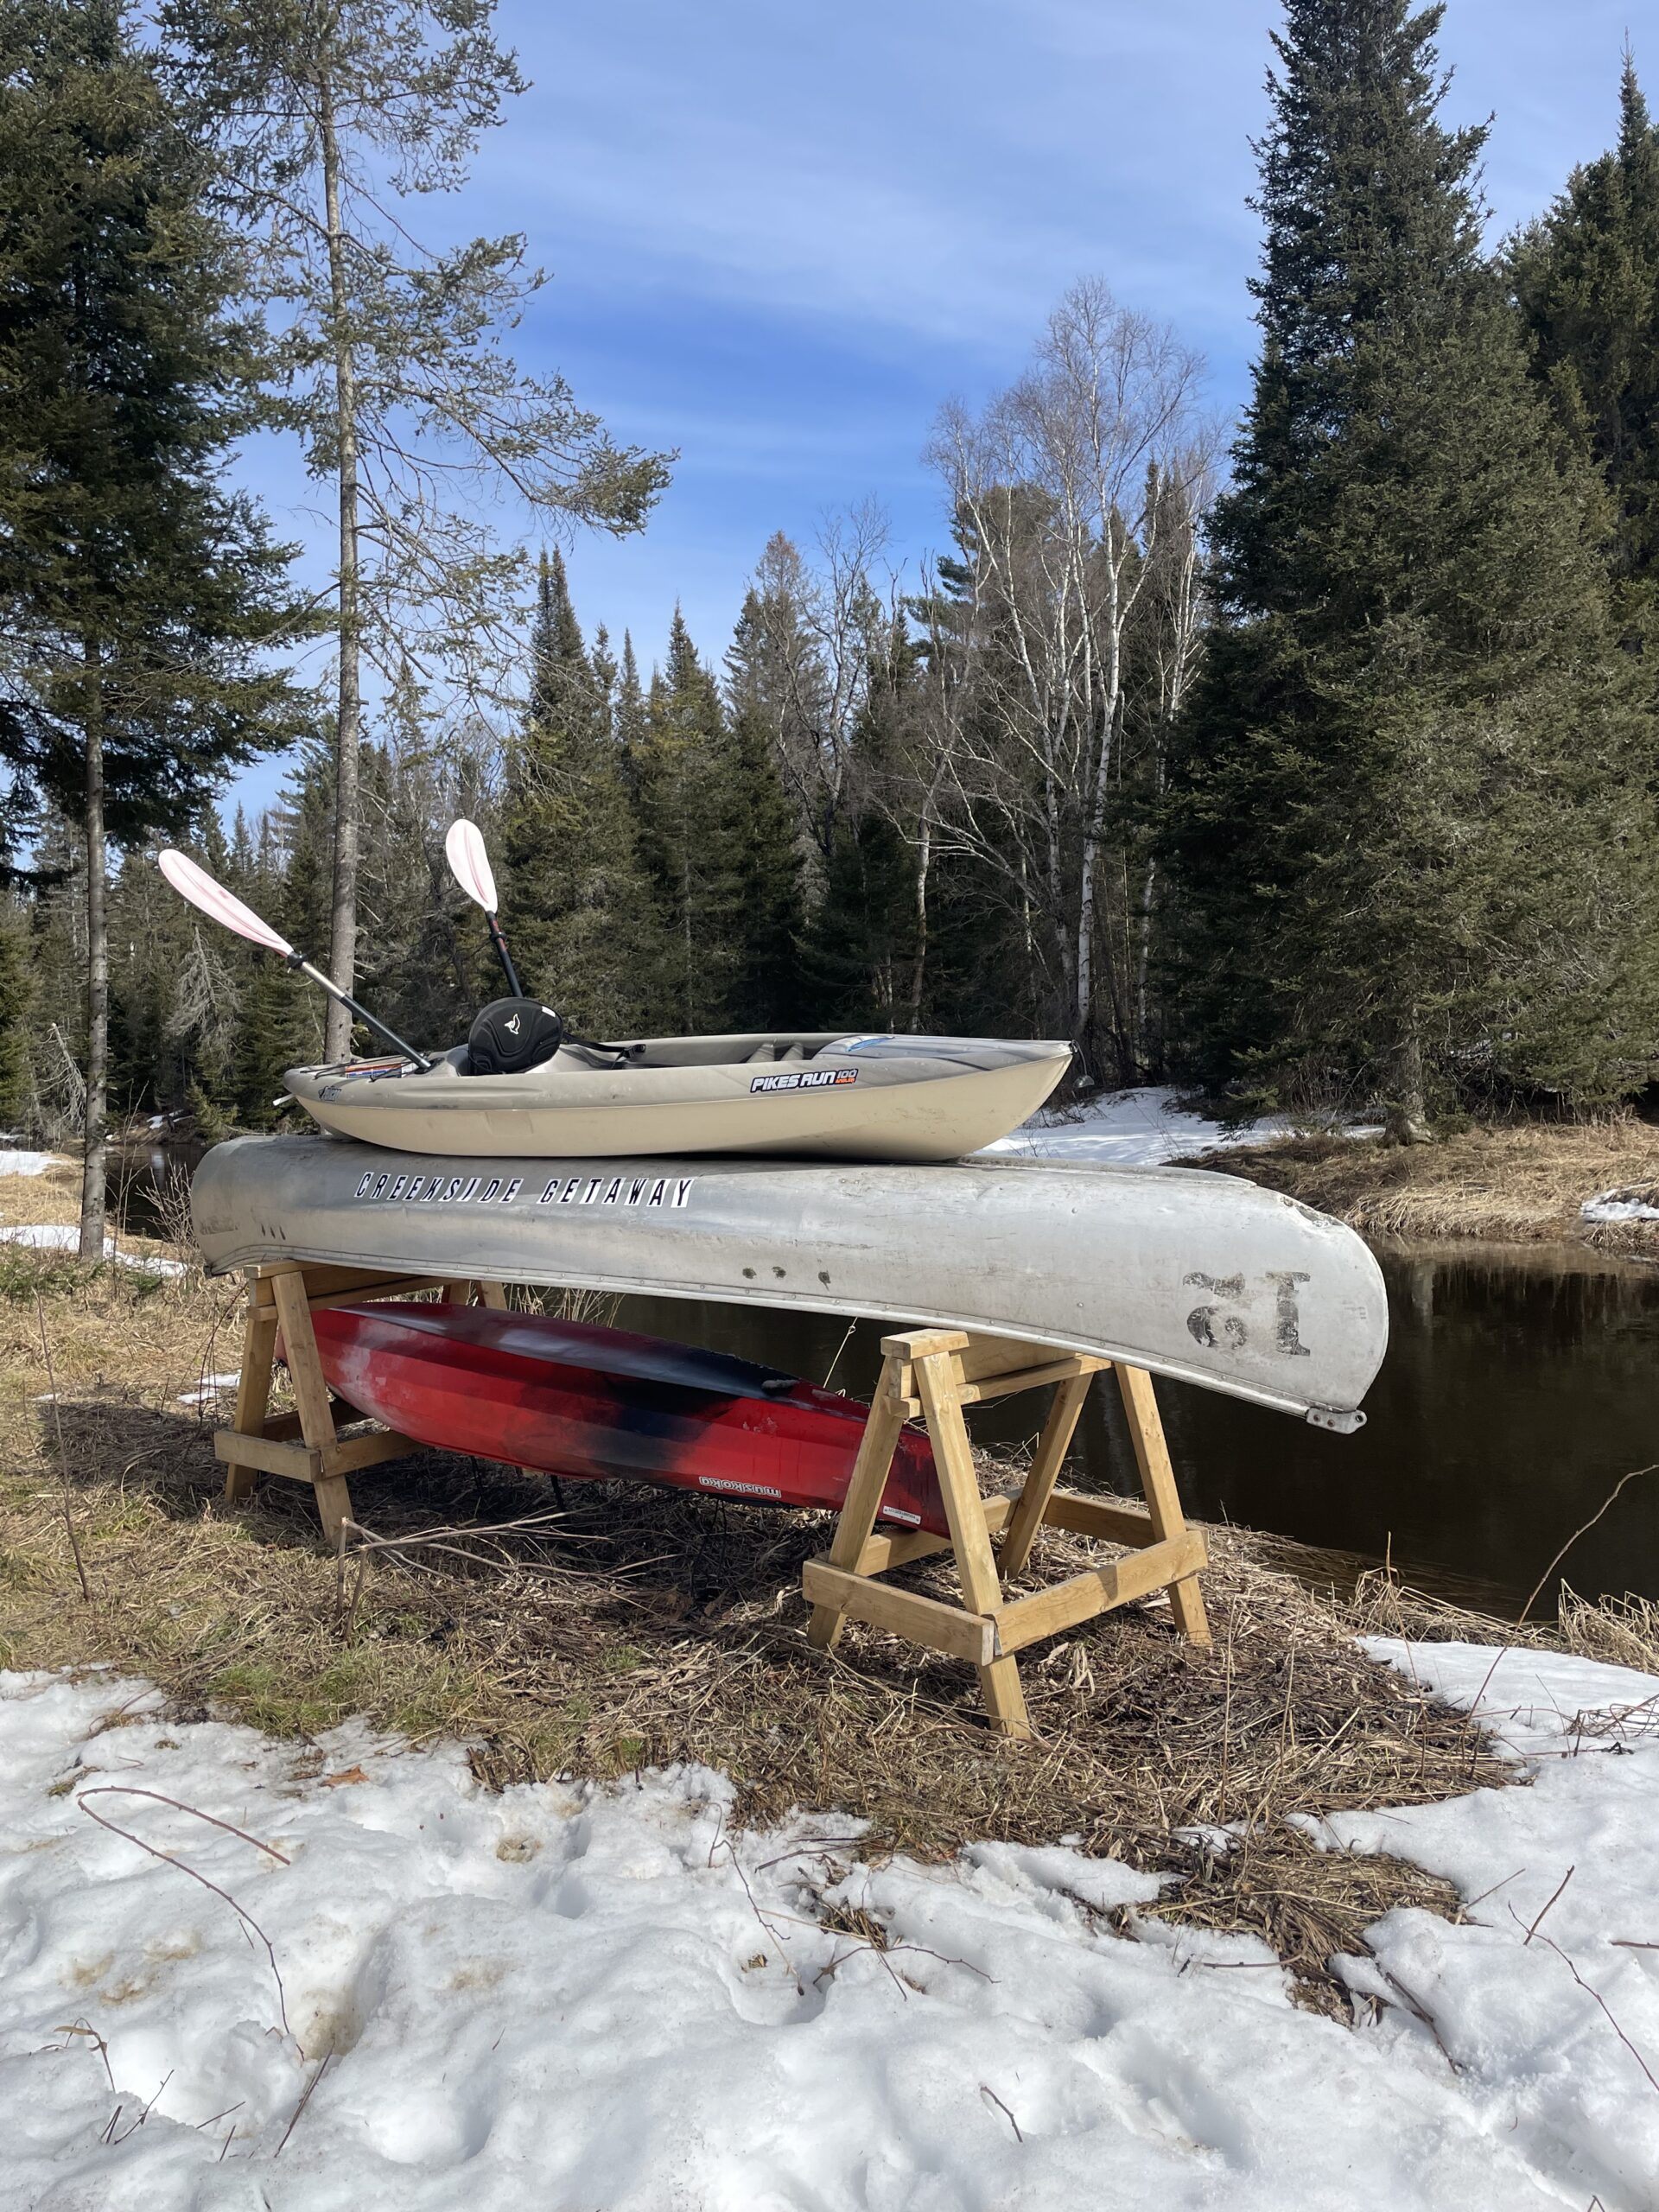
1162,0,1659,1123
724,592,807,1027
631,611,749,1031
0,892,32,1129
1512,54,1659,666
0,0,306,1248
501,554,668,1034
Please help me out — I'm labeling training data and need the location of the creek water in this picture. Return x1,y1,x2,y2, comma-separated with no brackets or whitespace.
123,1148,1659,1612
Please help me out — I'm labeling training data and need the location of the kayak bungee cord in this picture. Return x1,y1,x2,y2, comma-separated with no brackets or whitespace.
156,849,436,1073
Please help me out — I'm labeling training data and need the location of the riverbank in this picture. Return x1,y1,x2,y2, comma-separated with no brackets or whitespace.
1194,1116,1659,1252
3,1160,1656,1978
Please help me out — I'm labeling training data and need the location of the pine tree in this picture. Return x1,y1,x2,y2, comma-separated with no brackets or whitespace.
501,554,669,1034
1162,0,1659,1122
1512,54,1659,662
630,610,750,1031
724,592,806,1027
0,0,307,1247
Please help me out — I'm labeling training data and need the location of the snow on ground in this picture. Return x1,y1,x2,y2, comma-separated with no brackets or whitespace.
4,1649,1659,2210
984,1085,1319,1168
1583,1189,1659,1224
0,1148,64,1177
0,1222,185,1275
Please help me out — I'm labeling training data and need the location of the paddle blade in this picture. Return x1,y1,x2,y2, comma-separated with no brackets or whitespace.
157,849,293,958
444,817,499,915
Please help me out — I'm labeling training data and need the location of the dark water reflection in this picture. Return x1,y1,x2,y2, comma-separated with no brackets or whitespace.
616,1238,1659,1616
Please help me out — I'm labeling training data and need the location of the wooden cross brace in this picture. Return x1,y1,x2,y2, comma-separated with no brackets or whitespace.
802,1327,1211,1738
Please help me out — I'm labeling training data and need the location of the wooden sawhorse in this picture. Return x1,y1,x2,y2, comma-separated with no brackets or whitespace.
803,1328,1210,1738
216,1262,506,1544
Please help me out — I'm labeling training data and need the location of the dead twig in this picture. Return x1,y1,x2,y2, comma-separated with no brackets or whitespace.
76,1788,290,2037
275,2051,333,2157
980,2083,1023,2141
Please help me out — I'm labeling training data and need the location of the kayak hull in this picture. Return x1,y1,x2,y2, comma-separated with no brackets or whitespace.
301,1301,949,1531
194,1135,1390,1426
284,1033,1071,1163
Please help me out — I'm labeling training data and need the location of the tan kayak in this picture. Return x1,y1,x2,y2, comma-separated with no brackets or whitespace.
285,1033,1072,1163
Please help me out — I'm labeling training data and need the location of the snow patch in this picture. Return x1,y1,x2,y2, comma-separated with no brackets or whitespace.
1583,1186,1659,1224
0,1222,185,1275
983,1084,1371,1169
0,1148,64,1177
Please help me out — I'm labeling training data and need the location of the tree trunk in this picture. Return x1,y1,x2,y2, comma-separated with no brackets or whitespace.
906,808,931,1029
1386,1029,1433,1145
79,645,107,1261
320,69,362,1062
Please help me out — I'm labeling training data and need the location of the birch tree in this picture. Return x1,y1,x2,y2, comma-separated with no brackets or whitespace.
922,280,1207,1077
162,0,673,1056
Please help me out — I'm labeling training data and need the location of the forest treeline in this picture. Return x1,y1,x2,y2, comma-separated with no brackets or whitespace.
3,0,1659,1228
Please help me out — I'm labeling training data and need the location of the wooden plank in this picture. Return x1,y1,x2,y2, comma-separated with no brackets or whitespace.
913,1345,1030,1738
805,1374,906,1655
304,1276,447,1313
958,1356,1104,1406
1116,1363,1211,1648
853,1495,1015,1576
440,1279,474,1303
1040,1491,1158,1548
880,1326,970,1363
322,1428,421,1475
995,1531,1208,1653
223,1281,278,1505
802,1561,997,1667
853,1528,955,1573
997,1370,1094,1577
270,1268,356,1546
258,1261,391,1296
214,1427,321,1482
478,1281,509,1310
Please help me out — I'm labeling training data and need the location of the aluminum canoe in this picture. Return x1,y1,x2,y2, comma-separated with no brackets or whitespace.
192,1135,1390,1427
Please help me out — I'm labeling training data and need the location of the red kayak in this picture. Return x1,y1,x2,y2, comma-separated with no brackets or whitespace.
299,1301,950,1534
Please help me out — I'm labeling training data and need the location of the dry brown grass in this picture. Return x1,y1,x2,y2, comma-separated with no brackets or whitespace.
3,1163,1646,2013
1197,1116,1659,1249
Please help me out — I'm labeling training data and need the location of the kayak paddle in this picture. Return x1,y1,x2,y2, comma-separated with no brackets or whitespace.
156,849,435,1071
443,817,524,997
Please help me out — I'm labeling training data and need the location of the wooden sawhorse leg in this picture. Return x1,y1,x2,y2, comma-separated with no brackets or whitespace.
802,1328,1211,1737
216,1265,506,1543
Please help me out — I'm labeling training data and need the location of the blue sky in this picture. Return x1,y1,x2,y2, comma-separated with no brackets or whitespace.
227,0,1643,817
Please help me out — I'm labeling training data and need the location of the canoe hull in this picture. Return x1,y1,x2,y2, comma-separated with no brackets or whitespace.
193,1135,1390,1426
302,1302,948,1531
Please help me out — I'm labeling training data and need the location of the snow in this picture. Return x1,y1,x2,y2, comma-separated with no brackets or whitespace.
1583,1188,1659,1223
6,1646,1659,2209
0,1222,186,1275
0,1148,62,1177
985,1085,1331,1168
175,1373,241,1408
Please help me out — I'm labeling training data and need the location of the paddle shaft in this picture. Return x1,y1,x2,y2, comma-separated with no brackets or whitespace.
485,913,524,998
288,953,435,1071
